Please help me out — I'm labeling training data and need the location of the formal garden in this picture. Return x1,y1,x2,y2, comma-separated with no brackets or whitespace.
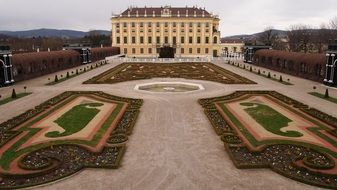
0,91,142,189
83,62,256,85
199,91,337,189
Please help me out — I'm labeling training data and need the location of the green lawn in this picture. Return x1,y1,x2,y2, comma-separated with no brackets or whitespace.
0,92,32,105
309,92,337,104
240,102,303,137
46,103,104,138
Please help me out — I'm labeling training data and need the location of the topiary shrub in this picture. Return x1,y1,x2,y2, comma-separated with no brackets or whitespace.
325,89,329,98
90,65,93,69
250,66,253,72
54,75,59,82
267,72,271,78
11,89,17,99
279,75,283,82
66,72,70,78
76,69,79,75
258,69,261,75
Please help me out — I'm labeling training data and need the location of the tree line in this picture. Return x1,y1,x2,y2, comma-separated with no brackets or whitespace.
258,17,337,53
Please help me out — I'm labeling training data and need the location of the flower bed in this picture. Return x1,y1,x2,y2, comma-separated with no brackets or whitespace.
84,62,256,85
0,91,142,189
199,91,337,189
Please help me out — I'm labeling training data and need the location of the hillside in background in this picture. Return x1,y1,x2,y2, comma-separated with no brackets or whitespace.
222,29,288,42
0,28,111,39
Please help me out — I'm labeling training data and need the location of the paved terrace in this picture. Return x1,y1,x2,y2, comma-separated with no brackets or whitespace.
0,58,336,190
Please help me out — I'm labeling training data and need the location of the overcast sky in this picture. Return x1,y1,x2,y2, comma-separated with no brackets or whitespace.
0,0,336,36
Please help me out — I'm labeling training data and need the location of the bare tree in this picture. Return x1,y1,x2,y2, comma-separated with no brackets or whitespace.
287,25,313,53
259,26,276,46
329,17,337,40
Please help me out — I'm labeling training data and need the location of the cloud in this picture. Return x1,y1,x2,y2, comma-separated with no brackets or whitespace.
0,0,336,36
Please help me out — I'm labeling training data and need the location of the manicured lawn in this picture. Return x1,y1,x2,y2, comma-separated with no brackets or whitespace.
240,102,302,137
309,92,337,104
46,103,104,138
0,92,32,105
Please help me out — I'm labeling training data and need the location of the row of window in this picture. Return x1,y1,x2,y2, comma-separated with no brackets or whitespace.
116,22,211,28
116,36,217,44
116,28,210,34
123,47,210,54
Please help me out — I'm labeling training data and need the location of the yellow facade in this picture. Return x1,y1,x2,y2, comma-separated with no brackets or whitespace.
111,6,221,58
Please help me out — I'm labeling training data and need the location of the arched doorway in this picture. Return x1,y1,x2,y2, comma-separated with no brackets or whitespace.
159,46,175,58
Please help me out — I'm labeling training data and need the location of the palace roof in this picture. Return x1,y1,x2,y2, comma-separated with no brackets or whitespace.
117,6,216,18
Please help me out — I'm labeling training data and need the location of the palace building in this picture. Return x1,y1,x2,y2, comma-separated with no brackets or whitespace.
111,6,221,58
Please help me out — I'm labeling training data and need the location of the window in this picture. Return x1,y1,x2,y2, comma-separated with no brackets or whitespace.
148,22,152,27
132,48,136,54
197,37,201,44
116,23,120,28
189,22,193,27
124,37,128,44
173,22,176,27
181,37,185,44
205,48,209,54
189,48,193,54
165,22,168,27
181,48,184,54
140,48,144,54
132,36,136,44
156,22,160,27
131,22,135,27
124,48,127,54
140,36,144,44
116,37,120,44
148,36,152,44
148,48,152,54
181,22,185,27
213,36,217,44
173,37,176,44
165,36,169,44
156,36,160,43
205,37,209,44
197,22,201,27
189,36,193,44
123,22,127,27
197,48,201,53
233,47,237,53
140,22,144,27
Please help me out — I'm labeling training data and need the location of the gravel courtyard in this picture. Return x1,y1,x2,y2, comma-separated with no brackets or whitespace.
0,58,336,190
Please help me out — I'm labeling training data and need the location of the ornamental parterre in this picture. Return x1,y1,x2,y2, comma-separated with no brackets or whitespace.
0,91,142,189
199,91,337,189
83,62,256,85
